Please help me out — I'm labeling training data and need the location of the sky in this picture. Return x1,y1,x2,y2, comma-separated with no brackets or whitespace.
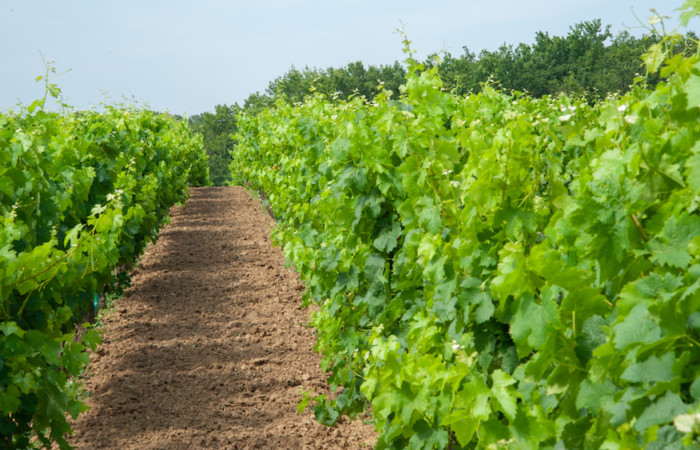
0,0,694,115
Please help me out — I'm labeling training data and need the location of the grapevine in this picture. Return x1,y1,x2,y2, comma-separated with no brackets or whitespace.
231,3,700,448
0,93,208,448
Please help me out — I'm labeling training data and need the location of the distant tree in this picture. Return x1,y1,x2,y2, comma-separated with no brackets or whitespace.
189,104,240,186
265,66,319,103
243,61,407,109
242,91,275,114
321,61,406,100
430,20,697,100
426,47,477,97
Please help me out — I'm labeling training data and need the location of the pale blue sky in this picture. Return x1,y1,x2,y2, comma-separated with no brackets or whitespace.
0,0,692,115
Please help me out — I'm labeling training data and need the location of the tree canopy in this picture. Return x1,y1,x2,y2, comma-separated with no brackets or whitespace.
429,20,697,100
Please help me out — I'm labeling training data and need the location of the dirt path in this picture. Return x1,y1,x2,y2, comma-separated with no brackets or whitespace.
68,186,376,449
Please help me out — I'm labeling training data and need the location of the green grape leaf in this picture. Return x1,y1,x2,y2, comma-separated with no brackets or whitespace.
66,399,89,419
613,304,663,351
510,292,560,357
690,377,700,400
575,315,609,365
373,220,402,253
0,176,13,197
48,83,61,98
576,378,617,412
634,392,686,432
445,416,477,447
643,43,668,74
684,72,700,110
364,253,386,283
649,214,700,269
621,352,675,383
432,278,458,322
561,416,592,450
491,369,517,422
492,242,531,302
679,1,700,25
456,277,496,324
0,385,21,415
409,420,449,450
685,152,700,196
0,321,24,337
416,195,441,234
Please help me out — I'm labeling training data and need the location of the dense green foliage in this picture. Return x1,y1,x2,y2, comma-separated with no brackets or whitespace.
231,6,700,448
0,93,208,448
190,62,406,186
429,20,698,101
189,104,239,186
198,20,692,186
260,61,407,105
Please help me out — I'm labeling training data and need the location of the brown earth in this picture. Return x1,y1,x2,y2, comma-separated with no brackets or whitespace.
67,186,376,449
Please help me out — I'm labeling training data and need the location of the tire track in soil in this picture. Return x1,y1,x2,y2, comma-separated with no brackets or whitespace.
68,186,376,449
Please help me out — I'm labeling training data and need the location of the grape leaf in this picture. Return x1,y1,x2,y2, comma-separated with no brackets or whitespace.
416,195,441,234
576,378,617,411
686,153,700,197
613,305,662,351
491,369,517,422
649,214,700,269
373,220,401,253
687,377,700,402
510,292,560,357
634,392,686,432
684,72,700,110
621,352,675,383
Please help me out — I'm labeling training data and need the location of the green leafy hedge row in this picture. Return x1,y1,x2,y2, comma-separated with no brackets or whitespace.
0,105,208,448
231,8,700,449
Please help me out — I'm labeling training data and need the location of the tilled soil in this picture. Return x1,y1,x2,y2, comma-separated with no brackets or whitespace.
68,186,376,449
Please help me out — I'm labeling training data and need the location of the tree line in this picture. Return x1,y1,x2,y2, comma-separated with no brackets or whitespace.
189,20,698,186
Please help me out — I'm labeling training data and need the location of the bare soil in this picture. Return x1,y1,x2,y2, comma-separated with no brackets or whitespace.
67,186,376,449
